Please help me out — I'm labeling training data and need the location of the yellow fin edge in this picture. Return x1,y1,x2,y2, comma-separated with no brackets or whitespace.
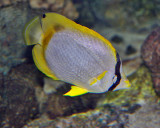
32,44,59,80
41,13,117,58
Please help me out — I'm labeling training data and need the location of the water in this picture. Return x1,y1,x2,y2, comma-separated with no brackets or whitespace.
0,0,159,128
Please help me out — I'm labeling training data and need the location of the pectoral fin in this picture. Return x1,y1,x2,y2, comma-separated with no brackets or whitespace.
23,16,43,45
32,44,59,80
63,86,88,97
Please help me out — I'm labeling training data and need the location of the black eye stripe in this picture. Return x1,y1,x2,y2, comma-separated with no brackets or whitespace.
108,52,121,91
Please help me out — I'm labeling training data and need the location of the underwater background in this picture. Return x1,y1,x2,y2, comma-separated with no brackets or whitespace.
0,0,160,128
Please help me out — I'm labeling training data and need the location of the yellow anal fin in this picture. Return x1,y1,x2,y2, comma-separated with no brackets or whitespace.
32,44,59,80
63,86,88,97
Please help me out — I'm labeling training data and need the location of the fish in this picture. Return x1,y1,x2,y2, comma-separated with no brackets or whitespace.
23,13,131,97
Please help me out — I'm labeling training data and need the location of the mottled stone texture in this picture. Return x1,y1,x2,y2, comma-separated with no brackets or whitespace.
22,66,159,128
0,0,27,7
0,64,40,128
0,0,79,20
141,27,160,96
129,100,160,128
0,4,28,74
23,105,130,128
29,0,79,20
44,93,103,119
0,56,157,128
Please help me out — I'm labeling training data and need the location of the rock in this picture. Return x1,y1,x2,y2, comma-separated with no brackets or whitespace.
23,65,158,128
111,34,124,44
23,105,129,128
141,27,160,96
129,100,160,128
43,77,65,94
125,45,137,55
0,0,11,7
0,0,27,7
61,0,79,20
29,0,79,20
0,4,28,75
22,100,160,128
29,62,156,126
0,61,156,128
39,88,105,119
0,63,40,128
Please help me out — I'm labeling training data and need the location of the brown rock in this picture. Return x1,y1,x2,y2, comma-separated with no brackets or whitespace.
24,105,129,128
152,73,160,95
29,0,79,20
61,0,79,20
0,0,27,7
44,92,104,119
29,0,49,9
129,100,160,128
141,27,160,96
0,63,41,128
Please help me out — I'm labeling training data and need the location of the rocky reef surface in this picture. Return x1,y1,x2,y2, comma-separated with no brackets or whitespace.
141,27,160,96
0,0,160,128
23,65,160,128
0,62,159,128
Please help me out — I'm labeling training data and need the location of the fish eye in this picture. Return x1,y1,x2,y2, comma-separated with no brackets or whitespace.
112,75,117,84
42,14,46,18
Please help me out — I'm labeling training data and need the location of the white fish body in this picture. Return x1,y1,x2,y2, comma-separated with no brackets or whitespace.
23,13,131,97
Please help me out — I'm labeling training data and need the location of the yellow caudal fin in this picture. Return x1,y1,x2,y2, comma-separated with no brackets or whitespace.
23,16,43,45
114,73,131,91
63,86,88,97
32,44,59,80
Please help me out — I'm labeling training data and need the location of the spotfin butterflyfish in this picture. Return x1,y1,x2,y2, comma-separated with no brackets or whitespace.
23,13,131,97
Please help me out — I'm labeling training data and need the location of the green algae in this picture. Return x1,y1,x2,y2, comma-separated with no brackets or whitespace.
97,66,158,107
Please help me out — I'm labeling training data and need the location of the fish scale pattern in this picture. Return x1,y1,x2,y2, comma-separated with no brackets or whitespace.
45,30,115,92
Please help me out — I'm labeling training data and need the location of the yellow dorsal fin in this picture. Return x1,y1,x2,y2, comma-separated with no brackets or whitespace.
23,16,43,45
89,71,107,86
32,44,59,80
63,86,88,97
40,13,116,58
